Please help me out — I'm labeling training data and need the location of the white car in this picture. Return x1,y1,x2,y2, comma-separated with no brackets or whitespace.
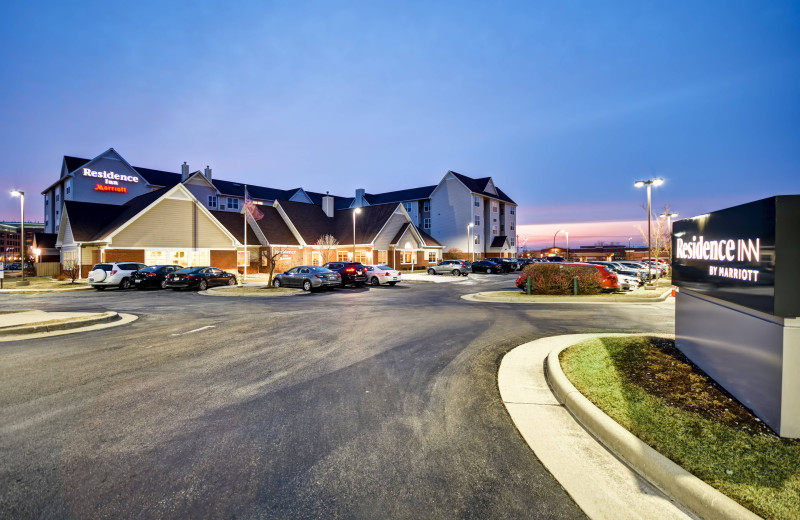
87,262,148,290
363,265,401,286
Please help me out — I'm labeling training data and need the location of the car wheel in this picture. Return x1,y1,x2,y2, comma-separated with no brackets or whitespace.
273,278,282,288
228,277,236,286
452,269,461,276
302,280,312,292
370,277,380,286
160,279,168,289
388,282,396,286
119,278,131,290
427,268,435,275
198,279,208,291
94,286,105,291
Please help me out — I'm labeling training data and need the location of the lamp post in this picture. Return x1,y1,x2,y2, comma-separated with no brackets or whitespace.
11,190,27,285
660,211,678,269
467,222,473,262
553,229,568,260
352,207,361,261
634,178,664,283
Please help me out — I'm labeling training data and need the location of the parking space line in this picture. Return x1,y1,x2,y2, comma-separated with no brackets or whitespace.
171,325,215,336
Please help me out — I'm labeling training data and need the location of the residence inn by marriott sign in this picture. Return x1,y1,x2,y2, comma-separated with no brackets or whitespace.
672,195,800,438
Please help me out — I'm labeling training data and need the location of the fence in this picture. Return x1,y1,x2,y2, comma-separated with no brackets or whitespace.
35,262,61,277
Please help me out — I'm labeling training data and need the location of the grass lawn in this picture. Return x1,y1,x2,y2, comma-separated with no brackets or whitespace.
559,336,800,520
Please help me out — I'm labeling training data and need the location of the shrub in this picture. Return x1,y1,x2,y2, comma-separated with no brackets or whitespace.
518,263,603,295
443,248,465,260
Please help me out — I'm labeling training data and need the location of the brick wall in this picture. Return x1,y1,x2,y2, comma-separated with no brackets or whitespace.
211,250,237,270
104,249,145,263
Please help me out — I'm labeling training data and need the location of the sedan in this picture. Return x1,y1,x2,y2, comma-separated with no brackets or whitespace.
272,266,340,291
165,266,237,291
470,260,504,274
131,265,185,290
363,264,401,286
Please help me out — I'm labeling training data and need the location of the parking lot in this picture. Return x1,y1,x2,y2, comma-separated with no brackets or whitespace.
0,278,674,519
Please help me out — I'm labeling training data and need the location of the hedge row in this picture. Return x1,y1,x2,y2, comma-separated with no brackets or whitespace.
517,263,603,295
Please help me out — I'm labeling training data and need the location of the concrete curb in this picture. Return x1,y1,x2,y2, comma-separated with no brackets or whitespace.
0,311,121,336
546,338,762,520
0,285,93,293
201,287,308,297
463,288,672,304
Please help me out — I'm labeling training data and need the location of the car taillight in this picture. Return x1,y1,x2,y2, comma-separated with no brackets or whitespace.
337,273,342,279
111,270,118,275
185,275,194,279
315,274,326,279
345,267,355,273
147,272,156,277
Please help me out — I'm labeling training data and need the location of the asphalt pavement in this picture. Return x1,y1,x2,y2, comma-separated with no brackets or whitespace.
0,275,676,519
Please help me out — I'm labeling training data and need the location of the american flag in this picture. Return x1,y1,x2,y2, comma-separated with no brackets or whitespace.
244,186,264,221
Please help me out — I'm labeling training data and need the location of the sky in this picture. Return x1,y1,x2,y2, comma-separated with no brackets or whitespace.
1,1,798,249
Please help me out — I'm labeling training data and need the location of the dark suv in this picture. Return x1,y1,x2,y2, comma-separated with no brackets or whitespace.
322,262,368,287
485,257,518,272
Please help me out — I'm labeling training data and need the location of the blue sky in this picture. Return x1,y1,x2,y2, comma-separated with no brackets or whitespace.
1,1,798,239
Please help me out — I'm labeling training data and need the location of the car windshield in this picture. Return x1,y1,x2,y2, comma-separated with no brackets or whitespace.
139,267,158,273
311,267,332,273
175,268,202,274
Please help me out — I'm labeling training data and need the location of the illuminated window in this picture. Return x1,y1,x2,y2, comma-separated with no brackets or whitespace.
423,218,431,229
209,196,217,208
428,251,437,262
474,235,480,245
492,227,498,235
402,251,414,263
237,251,251,266
377,250,387,264
354,251,368,263
227,198,239,210
492,202,498,212
337,251,349,261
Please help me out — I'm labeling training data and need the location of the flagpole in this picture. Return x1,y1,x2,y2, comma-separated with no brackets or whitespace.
243,185,247,285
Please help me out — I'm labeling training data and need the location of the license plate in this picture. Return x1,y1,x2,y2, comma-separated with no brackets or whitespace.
391,277,398,281
134,279,141,283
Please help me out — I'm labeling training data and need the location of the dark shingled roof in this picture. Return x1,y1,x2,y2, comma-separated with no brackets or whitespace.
450,171,516,204
64,156,90,173
276,200,337,244
305,191,354,210
63,188,170,242
211,207,299,246
364,185,436,205
417,228,443,248
33,232,58,249
490,235,509,248
133,167,181,188
277,200,401,245
212,179,300,201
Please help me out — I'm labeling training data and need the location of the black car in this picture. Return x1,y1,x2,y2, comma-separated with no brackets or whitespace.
165,266,237,291
273,266,340,291
471,260,504,274
131,265,185,289
485,257,518,272
322,262,368,287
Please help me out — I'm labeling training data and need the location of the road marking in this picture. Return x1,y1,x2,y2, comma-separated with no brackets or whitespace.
171,325,215,336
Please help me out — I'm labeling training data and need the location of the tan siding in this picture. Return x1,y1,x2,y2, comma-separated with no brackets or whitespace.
111,199,234,248
374,212,408,248
63,220,74,246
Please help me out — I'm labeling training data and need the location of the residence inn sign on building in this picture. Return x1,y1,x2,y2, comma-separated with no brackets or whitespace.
672,195,800,438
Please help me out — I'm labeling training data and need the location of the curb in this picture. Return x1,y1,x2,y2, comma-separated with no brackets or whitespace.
0,311,121,336
0,285,93,294
463,288,672,304
546,338,762,520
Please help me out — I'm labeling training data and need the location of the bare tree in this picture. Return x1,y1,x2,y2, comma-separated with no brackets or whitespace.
316,234,339,264
261,246,292,287
62,260,79,284
636,203,673,276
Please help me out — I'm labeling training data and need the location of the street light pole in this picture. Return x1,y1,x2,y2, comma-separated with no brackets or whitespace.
467,222,473,262
660,210,678,269
352,207,361,261
553,229,567,259
634,178,664,283
11,190,26,285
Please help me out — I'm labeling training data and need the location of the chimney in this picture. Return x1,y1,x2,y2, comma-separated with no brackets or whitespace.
354,188,366,207
322,191,334,218
204,165,212,181
181,162,190,182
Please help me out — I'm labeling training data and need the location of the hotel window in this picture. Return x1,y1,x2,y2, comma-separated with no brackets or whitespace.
492,202,498,212
403,202,413,213
337,251,350,261
208,196,217,208
237,251,251,266
474,196,480,207
354,251,368,263
423,201,430,212
377,251,387,264
423,218,431,229
402,251,414,263
55,193,60,203
65,180,71,196
312,251,322,266
510,223,514,231
474,235,480,245
492,227,498,235
474,215,480,226
428,251,437,263
511,237,515,246
227,198,239,210
510,206,515,215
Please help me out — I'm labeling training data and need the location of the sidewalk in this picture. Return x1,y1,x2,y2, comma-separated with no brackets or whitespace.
500,334,759,520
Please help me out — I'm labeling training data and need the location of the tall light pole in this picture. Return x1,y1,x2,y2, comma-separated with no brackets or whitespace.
634,178,664,283
553,229,568,259
467,222,473,262
11,190,27,285
660,211,678,269
352,207,361,260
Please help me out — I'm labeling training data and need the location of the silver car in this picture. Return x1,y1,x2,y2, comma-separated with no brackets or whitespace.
427,260,471,276
272,266,340,291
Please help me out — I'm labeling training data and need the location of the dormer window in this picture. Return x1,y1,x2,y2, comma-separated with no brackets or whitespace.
227,198,239,210
209,196,218,208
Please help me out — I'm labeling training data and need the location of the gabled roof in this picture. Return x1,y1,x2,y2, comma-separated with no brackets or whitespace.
62,201,128,242
33,232,58,249
211,207,299,247
417,228,443,248
64,156,90,173
490,235,509,248
89,188,172,240
212,179,299,201
449,171,516,204
390,223,411,245
364,185,436,205
334,203,398,244
132,166,181,188
305,191,354,210
275,199,337,244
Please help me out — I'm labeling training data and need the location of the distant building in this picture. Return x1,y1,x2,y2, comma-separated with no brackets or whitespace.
536,245,662,262
0,221,43,261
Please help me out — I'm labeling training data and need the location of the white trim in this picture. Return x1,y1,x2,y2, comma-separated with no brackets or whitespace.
184,171,220,193
272,201,308,247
